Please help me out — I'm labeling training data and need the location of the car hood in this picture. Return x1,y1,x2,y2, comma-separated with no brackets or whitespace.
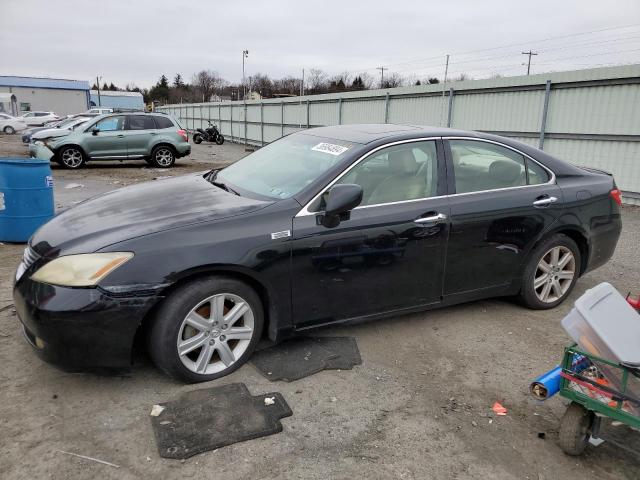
32,128,71,140
31,173,272,256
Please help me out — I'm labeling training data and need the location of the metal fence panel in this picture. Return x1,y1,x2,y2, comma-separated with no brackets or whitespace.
158,64,640,203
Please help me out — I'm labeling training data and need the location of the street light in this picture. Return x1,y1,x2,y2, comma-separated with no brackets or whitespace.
242,50,249,100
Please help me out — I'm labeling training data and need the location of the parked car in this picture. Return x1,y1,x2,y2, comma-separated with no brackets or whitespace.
14,125,622,382
0,113,27,134
19,111,60,126
33,112,190,168
85,107,113,115
22,117,84,143
28,117,90,149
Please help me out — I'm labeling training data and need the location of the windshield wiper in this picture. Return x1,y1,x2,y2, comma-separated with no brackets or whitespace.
206,168,240,195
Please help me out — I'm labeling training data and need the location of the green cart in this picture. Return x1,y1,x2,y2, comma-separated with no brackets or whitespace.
558,344,640,455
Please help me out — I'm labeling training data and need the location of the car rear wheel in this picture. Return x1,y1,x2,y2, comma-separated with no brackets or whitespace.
4,126,15,134
150,145,175,168
148,276,263,383
519,234,580,309
58,146,85,169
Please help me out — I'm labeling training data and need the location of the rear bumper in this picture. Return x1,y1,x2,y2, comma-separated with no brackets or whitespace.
13,276,160,371
176,143,191,158
584,212,622,274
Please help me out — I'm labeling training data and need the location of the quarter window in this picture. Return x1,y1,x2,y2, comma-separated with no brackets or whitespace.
336,141,438,206
526,159,550,185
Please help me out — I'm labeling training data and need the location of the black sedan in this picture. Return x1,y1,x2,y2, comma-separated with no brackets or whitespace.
13,124,622,382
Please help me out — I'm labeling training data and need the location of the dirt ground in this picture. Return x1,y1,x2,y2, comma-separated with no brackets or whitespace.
0,133,638,480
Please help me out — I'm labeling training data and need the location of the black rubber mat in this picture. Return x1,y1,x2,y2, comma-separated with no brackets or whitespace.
251,336,362,382
150,383,292,459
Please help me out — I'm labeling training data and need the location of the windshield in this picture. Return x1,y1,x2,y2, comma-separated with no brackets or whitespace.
217,134,355,199
57,117,77,127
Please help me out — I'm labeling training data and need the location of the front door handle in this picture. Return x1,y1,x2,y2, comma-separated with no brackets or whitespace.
117,134,125,138
533,196,558,208
414,213,447,225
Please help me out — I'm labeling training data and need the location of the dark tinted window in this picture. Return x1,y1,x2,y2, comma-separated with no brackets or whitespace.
153,116,174,129
127,115,156,130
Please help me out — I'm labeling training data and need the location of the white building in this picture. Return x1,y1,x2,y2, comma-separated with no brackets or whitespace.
0,76,90,116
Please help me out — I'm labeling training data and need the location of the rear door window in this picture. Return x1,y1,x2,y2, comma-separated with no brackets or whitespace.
127,115,156,130
153,116,174,129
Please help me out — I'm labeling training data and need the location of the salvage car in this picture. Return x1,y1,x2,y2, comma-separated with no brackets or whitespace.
28,116,90,146
34,112,190,168
14,124,622,382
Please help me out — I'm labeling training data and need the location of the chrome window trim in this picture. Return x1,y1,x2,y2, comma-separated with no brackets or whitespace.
295,137,441,217
295,136,557,217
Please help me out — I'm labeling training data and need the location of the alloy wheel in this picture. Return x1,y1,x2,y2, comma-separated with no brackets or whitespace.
61,148,83,168
176,293,255,375
534,246,575,303
155,148,174,166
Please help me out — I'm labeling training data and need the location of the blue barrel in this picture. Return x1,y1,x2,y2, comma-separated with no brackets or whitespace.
0,158,55,243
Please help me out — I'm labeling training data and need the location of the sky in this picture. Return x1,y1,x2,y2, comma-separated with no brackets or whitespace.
2,0,640,89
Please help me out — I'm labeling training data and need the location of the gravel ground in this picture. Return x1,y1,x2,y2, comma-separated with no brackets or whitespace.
0,133,638,480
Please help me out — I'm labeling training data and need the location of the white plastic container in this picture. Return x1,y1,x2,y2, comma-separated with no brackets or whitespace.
561,282,640,366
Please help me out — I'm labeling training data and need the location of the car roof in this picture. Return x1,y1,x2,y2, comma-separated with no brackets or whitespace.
298,124,585,177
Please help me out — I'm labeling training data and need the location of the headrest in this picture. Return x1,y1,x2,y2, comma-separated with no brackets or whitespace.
388,149,418,175
489,160,522,184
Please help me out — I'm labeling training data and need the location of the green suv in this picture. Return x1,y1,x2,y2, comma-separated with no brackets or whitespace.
32,113,191,169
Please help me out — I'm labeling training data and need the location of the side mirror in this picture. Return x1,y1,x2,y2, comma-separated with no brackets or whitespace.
91,128,100,135
318,184,363,228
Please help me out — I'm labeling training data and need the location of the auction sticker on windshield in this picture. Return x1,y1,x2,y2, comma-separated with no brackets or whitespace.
311,142,349,156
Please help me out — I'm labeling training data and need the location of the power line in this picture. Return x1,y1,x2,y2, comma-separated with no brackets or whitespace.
339,23,640,76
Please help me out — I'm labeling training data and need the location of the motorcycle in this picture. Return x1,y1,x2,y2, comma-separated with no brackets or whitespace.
193,121,225,145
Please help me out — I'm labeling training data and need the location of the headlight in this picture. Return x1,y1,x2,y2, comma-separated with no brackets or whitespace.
30,252,134,287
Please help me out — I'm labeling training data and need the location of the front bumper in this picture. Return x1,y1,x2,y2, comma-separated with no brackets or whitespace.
13,276,161,371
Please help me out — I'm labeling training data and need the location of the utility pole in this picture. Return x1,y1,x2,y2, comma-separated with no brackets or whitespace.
439,55,450,127
377,66,387,88
522,50,538,75
95,76,102,106
242,50,249,99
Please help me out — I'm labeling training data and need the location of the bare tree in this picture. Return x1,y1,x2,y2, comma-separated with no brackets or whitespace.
192,70,224,102
382,72,404,88
307,69,328,94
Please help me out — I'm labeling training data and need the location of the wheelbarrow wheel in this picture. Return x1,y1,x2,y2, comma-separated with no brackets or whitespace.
559,402,594,455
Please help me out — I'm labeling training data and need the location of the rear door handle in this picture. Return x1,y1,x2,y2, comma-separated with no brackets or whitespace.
414,213,447,225
117,134,125,138
533,196,558,208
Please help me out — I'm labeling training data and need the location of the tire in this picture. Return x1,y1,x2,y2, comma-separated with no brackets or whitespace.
193,134,203,144
4,126,15,134
150,145,175,168
559,402,594,455
215,134,225,145
148,276,264,383
58,146,86,169
519,234,580,309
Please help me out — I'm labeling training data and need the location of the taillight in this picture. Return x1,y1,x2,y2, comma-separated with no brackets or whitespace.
178,129,188,142
610,189,622,206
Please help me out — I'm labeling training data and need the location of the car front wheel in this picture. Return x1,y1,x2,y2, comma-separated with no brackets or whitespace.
58,146,86,169
4,126,15,134
519,234,580,309
148,276,263,383
150,145,175,168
